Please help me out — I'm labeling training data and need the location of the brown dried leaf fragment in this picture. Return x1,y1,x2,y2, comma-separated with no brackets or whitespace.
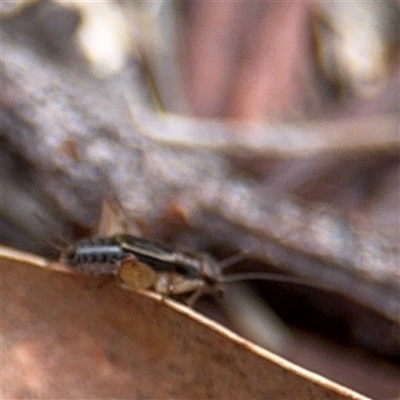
1,246,369,399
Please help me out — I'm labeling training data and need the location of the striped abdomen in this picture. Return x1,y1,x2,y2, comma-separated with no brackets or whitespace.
64,237,126,277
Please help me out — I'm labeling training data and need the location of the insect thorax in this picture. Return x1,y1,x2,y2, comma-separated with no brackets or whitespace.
173,251,221,284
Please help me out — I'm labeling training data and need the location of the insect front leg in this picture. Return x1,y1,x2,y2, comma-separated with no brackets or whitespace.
153,273,207,307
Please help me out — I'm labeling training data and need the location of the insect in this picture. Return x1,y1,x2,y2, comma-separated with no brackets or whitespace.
61,233,324,306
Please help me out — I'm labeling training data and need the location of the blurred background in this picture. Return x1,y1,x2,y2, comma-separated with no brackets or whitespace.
1,1,399,398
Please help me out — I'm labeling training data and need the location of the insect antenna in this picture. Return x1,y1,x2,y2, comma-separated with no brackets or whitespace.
218,250,251,270
219,271,332,292
217,241,333,292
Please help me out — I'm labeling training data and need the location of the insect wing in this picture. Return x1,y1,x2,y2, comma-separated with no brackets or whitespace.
116,235,182,271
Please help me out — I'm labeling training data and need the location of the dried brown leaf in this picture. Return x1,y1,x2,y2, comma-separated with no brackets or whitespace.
1,245,369,399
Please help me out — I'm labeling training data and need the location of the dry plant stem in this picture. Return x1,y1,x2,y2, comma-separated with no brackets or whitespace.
128,104,399,157
1,17,399,355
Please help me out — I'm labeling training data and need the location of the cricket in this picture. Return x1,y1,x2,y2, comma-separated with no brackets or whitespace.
61,230,324,307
